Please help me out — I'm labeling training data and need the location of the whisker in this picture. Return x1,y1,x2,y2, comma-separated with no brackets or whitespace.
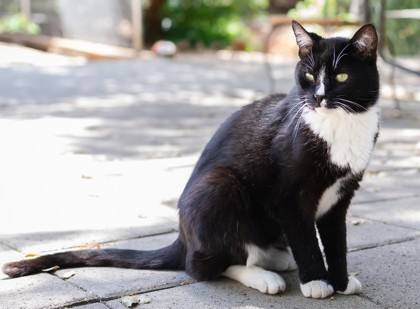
334,101,353,114
284,102,309,135
336,98,368,111
282,99,306,121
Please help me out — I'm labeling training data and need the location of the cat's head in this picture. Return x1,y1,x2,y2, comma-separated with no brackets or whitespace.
292,21,379,113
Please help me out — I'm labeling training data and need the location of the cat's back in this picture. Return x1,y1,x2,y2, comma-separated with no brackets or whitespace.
197,93,287,168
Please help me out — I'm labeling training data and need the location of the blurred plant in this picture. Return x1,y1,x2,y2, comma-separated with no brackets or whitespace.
161,0,268,49
372,0,419,56
288,0,354,21
0,13,41,35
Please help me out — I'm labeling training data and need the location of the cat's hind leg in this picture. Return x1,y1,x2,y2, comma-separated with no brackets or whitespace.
222,244,295,294
246,244,297,272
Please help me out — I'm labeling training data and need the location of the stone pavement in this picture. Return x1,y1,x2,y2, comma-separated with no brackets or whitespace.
0,44,419,309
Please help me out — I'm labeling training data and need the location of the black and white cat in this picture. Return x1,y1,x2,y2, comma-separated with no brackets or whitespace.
3,21,380,299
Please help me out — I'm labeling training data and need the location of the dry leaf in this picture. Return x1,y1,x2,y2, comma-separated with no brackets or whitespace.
121,295,151,308
25,253,40,259
42,265,60,272
60,271,76,279
138,295,151,304
351,220,365,226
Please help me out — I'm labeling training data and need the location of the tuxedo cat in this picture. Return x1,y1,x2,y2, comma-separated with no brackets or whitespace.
3,21,379,299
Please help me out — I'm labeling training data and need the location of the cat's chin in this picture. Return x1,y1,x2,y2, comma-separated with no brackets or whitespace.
314,106,335,114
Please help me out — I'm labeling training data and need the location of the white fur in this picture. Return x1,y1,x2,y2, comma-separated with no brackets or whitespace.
222,244,297,294
246,244,297,271
303,105,379,173
300,280,334,298
222,265,286,294
316,68,326,98
337,275,362,295
315,176,348,219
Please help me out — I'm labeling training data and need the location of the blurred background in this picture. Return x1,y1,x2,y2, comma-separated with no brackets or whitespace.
0,1,418,59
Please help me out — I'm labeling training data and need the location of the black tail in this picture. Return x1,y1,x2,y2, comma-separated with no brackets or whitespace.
2,238,186,278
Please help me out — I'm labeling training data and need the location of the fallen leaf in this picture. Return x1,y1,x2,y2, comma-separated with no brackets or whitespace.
60,270,76,279
25,253,40,259
351,220,365,226
138,295,151,304
121,295,151,308
42,265,60,272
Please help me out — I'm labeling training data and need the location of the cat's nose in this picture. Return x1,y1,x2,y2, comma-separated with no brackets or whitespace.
314,94,325,106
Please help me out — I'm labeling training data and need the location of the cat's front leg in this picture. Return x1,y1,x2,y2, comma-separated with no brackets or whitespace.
282,207,333,298
316,197,362,295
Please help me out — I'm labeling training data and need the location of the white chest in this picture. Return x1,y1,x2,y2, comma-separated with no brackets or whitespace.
302,105,379,173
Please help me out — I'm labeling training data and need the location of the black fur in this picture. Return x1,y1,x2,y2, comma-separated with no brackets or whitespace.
3,22,379,296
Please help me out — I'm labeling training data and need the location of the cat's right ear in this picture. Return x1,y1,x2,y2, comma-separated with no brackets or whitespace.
292,21,314,57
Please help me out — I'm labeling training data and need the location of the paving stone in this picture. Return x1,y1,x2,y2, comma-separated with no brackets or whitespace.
55,268,190,299
0,273,92,309
0,218,177,254
105,275,380,309
100,232,178,250
354,172,420,204
54,233,189,299
346,216,419,251
347,238,420,309
350,196,420,230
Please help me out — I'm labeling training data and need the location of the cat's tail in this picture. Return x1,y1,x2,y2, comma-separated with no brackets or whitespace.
2,238,186,278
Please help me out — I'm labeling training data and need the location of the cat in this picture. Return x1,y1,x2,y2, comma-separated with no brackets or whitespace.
2,21,380,299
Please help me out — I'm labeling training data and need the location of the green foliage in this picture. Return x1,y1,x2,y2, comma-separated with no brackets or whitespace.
0,13,41,35
288,0,353,21
382,0,420,56
161,0,268,48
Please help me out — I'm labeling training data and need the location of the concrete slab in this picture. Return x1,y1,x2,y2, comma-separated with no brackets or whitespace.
105,276,380,309
346,216,419,251
355,171,420,204
55,268,190,299
0,218,177,254
354,173,420,204
350,196,420,230
347,238,420,309
0,273,92,309
100,232,178,250
53,232,189,299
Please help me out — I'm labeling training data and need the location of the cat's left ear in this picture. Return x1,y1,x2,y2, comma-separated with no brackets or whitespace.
349,24,378,60
292,20,315,57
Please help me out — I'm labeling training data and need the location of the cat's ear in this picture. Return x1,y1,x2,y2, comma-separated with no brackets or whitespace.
349,24,378,60
292,21,314,57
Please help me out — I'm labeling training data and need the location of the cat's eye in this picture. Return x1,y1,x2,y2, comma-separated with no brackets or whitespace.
305,72,315,81
336,73,349,83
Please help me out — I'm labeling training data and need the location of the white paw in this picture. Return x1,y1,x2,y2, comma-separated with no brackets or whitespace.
223,265,286,294
300,280,334,299
337,276,362,295
251,269,286,294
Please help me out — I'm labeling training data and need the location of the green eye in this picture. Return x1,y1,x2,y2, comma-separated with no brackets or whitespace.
336,73,348,82
305,72,315,81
